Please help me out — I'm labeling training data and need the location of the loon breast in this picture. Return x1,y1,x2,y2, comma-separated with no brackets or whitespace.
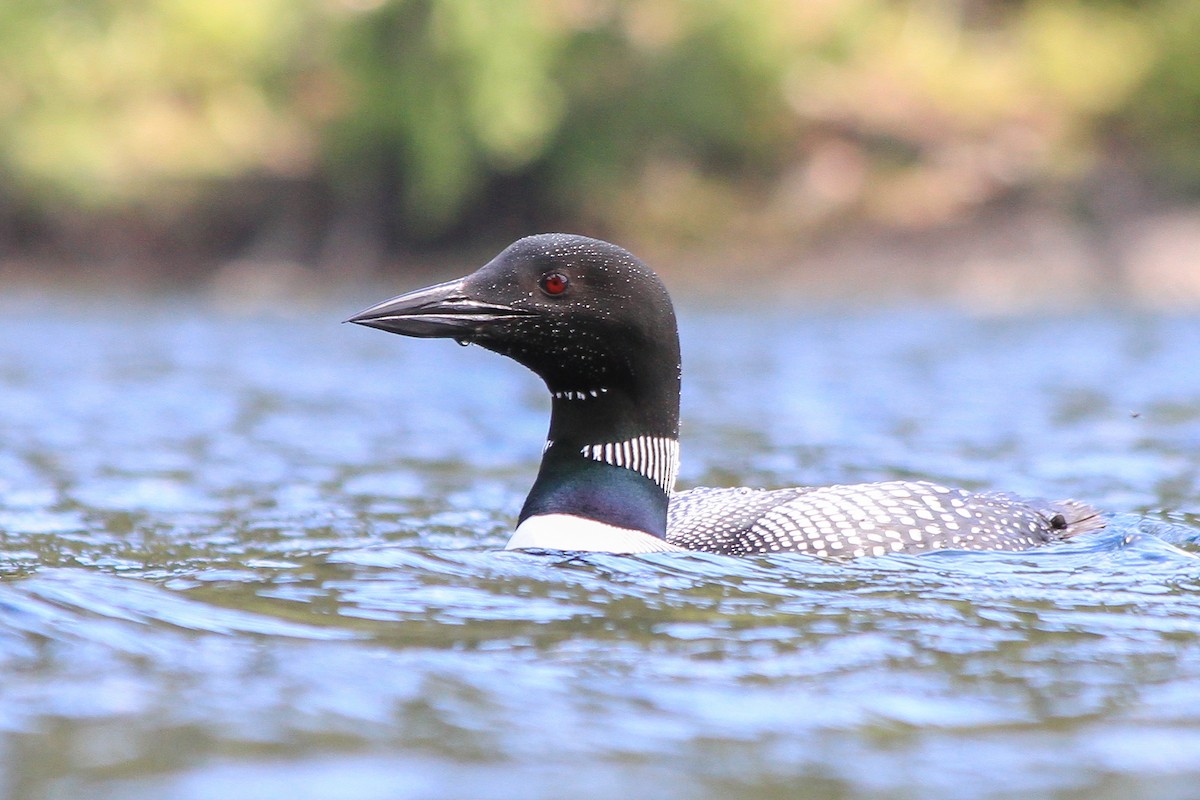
508,514,686,553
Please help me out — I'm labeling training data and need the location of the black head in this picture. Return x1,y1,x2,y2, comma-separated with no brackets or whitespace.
348,234,681,440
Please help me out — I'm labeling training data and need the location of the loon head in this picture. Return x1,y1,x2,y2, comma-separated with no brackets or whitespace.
349,233,681,441
349,234,682,546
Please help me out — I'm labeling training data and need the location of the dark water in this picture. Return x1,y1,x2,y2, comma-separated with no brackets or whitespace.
2,291,1199,799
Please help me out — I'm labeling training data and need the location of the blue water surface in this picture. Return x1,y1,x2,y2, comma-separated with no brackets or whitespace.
1,289,1199,800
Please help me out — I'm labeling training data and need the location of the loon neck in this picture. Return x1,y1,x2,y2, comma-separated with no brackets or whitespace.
517,387,680,539
545,374,679,444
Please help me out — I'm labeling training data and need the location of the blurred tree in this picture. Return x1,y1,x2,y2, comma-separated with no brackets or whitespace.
0,0,1197,268
325,0,567,234
1122,0,1200,190
0,0,317,206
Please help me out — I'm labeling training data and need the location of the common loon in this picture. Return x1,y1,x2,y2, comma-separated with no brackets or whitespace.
348,234,1104,557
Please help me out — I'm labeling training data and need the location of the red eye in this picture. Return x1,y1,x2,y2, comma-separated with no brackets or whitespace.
540,272,569,296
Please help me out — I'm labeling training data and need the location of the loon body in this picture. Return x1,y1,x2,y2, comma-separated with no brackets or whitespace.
349,234,1103,557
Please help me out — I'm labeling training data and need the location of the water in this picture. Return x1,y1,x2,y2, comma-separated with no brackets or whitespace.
2,291,1200,799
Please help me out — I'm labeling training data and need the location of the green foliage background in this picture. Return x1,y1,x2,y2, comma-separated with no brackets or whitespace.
1,0,1197,255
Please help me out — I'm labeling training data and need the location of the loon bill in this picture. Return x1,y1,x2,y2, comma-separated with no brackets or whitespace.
347,233,1104,557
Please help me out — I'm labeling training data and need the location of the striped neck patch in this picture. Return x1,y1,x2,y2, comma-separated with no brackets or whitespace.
580,436,679,494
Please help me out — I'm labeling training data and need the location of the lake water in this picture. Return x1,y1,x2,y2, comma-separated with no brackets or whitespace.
2,290,1199,799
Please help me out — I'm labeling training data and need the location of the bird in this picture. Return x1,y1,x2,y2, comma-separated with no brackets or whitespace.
348,233,1104,557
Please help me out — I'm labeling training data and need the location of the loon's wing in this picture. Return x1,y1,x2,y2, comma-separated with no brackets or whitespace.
666,480,1104,558
666,485,820,554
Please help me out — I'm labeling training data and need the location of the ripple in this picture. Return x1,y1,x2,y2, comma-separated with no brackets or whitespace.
3,300,1200,798
0,570,358,642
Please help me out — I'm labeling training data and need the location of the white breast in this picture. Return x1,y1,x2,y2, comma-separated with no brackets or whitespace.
506,514,686,553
